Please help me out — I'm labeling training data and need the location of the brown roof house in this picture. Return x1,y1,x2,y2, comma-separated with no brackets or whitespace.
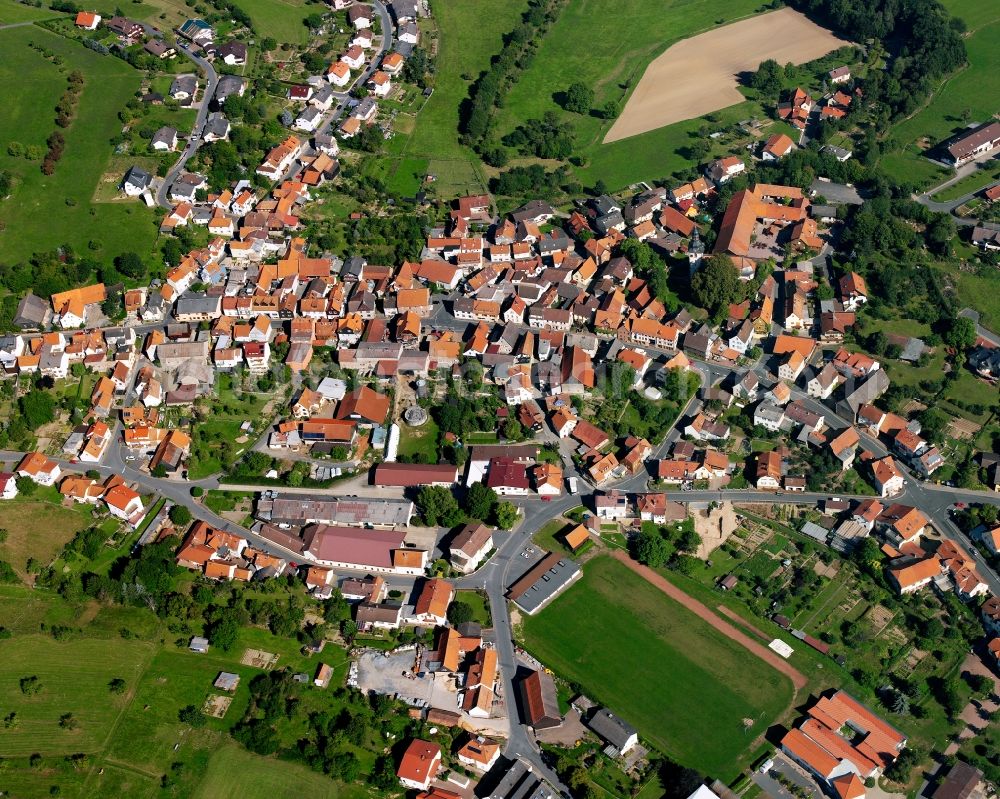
336,385,390,426
518,669,561,730
449,522,494,574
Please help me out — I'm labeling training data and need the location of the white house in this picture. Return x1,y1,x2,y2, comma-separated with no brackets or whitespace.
594,491,628,521
0,472,18,500
807,363,841,400
327,61,351,87
829,66,851,84
150,126,178,152
457,737,501,772
340,46,365,70
396,740,441,792
74,10,101,29
397,21,418,44
16,452,61,486
294,106,323,133
368,70,392,97
449,522,493,574
348,4,372,29
104,484,145,527
872,457,905,498
122,165,152,197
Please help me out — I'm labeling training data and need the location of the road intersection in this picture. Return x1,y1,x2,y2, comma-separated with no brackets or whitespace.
6,297,1000,790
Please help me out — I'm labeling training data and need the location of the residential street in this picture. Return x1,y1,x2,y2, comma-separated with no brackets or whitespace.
155,0,393,208
912,151,1000,228
6,304,1000,793
151,29,218,210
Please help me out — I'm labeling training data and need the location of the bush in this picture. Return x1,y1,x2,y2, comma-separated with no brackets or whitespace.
562,81,593,113
178,704,205,727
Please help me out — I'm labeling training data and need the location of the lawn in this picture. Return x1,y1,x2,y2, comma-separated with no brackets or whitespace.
396,416,440,462
223,0,317,45
0,24,159,263
398,0,524,197
0,635,154,757
938,260,1000,330
454,589,492,627
943,369,1000,418
520,556,794,778
882,18,1000,189
0,497,93,582
203,489,255,515
188,419,245,478
384,156,429,199
533,517,575,554
194,744,370,799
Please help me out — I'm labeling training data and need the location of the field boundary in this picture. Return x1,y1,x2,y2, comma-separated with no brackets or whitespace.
608,550,807,690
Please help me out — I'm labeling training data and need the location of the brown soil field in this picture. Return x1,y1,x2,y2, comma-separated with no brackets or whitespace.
604,8,850,143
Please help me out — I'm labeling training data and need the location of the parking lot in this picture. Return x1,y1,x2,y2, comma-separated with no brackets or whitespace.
752,753,823,799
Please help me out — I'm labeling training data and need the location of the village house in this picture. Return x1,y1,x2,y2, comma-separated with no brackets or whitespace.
74,10,101,28
449,522,493,574
870,456,905,498
756,450,782,490
396,740,441,791
781,691,905,787
16,452,61,486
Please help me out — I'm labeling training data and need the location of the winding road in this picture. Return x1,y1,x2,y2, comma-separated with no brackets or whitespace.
147,27,219,210
153,0,392,208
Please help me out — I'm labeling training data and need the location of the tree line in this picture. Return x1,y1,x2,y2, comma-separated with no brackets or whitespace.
459,0,569,157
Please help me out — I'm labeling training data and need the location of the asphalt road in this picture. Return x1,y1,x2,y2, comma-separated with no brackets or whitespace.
277,0,394,185
11,299,1000,791
151,31,219,210
913,152,1000,229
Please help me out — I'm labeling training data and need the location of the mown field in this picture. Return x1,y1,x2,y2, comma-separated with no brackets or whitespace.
398,0,524,196
193,744,370,799
520,556,793,779
0,24,158,263
0,635,154,758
